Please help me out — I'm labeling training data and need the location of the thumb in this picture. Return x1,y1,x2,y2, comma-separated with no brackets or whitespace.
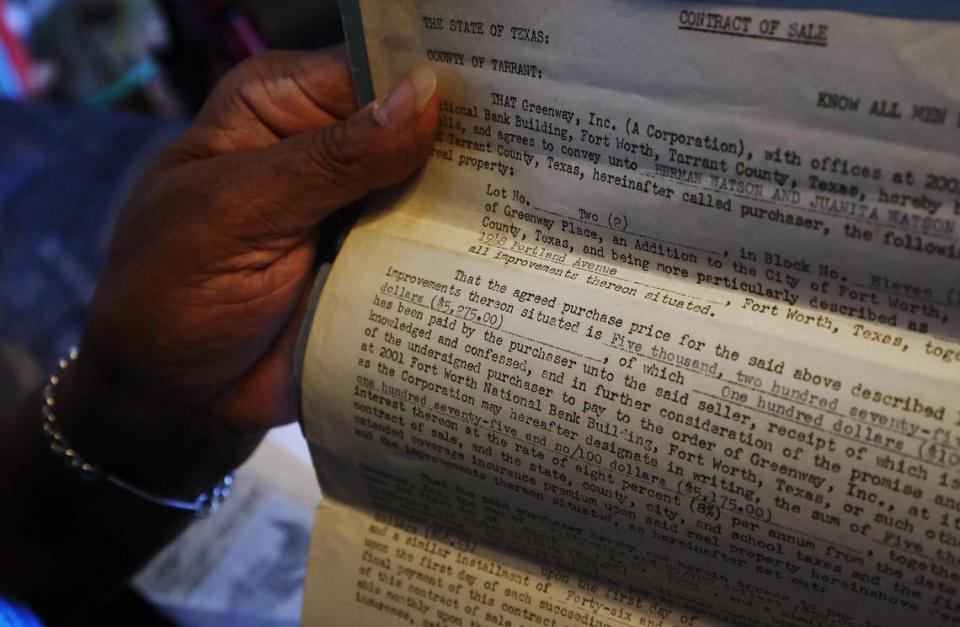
206,65,439,246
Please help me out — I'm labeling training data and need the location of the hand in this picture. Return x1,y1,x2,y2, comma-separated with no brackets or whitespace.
61,49,439,495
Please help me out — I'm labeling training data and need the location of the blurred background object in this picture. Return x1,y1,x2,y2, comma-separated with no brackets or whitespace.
0,0,342,625
0,0,34,98
2,0,342,111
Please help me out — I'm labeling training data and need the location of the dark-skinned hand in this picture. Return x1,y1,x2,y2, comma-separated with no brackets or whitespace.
62,49,438,496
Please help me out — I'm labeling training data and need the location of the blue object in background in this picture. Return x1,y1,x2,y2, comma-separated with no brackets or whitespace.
0,99,184,370
0,598,42,627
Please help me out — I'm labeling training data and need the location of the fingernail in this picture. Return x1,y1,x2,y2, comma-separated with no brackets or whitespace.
373,65,437,131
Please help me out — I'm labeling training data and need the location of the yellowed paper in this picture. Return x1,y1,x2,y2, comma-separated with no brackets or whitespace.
300,1,960,625
304,499,705,626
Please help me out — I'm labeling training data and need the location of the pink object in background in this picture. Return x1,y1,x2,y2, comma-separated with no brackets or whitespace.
0,0,31,98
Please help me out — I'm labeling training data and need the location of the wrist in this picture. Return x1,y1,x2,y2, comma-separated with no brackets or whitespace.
52,343,263,502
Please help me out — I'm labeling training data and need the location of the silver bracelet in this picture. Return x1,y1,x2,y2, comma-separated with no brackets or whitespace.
41,347,234,518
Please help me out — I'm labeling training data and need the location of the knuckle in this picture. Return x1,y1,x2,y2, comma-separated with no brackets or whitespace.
304,124,364,183
236,51,286,77
219,52,284,97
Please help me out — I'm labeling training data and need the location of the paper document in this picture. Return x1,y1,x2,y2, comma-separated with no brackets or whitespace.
298,1,960,624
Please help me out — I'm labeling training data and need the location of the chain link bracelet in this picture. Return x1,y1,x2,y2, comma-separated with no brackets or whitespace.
41,347,234,518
